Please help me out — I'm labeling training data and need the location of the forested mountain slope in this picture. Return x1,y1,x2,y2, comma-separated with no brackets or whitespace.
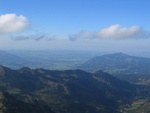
78,53,150,84
0,65,149,113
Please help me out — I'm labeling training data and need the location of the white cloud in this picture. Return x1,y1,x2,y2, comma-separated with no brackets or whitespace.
98,24,141,39
69,24,150,40
0,14,29,34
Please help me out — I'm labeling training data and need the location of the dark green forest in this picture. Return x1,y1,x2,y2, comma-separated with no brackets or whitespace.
0,65,150,113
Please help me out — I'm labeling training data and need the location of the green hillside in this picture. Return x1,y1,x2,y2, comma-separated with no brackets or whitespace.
0,65,149,113
78,53,150,84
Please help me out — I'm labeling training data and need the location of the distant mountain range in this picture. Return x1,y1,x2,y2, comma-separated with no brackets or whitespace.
0,65,150,113
78,52,150,74
1,50,150,85
0,50,34,69
0,50,94,70
78,53,150,84
2,50,150,74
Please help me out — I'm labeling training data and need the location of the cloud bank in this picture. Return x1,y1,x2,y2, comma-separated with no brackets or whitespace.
0,14,29,34
11,33,56,41
69,24,150,40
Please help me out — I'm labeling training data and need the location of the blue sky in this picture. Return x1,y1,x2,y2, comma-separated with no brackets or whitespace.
0,0,150,56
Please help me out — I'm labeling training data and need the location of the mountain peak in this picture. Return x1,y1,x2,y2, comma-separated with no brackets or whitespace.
112,52,127,55
78,52,150,75
103,52,129,57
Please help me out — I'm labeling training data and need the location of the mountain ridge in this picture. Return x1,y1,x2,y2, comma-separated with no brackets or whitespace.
0,65,149,112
